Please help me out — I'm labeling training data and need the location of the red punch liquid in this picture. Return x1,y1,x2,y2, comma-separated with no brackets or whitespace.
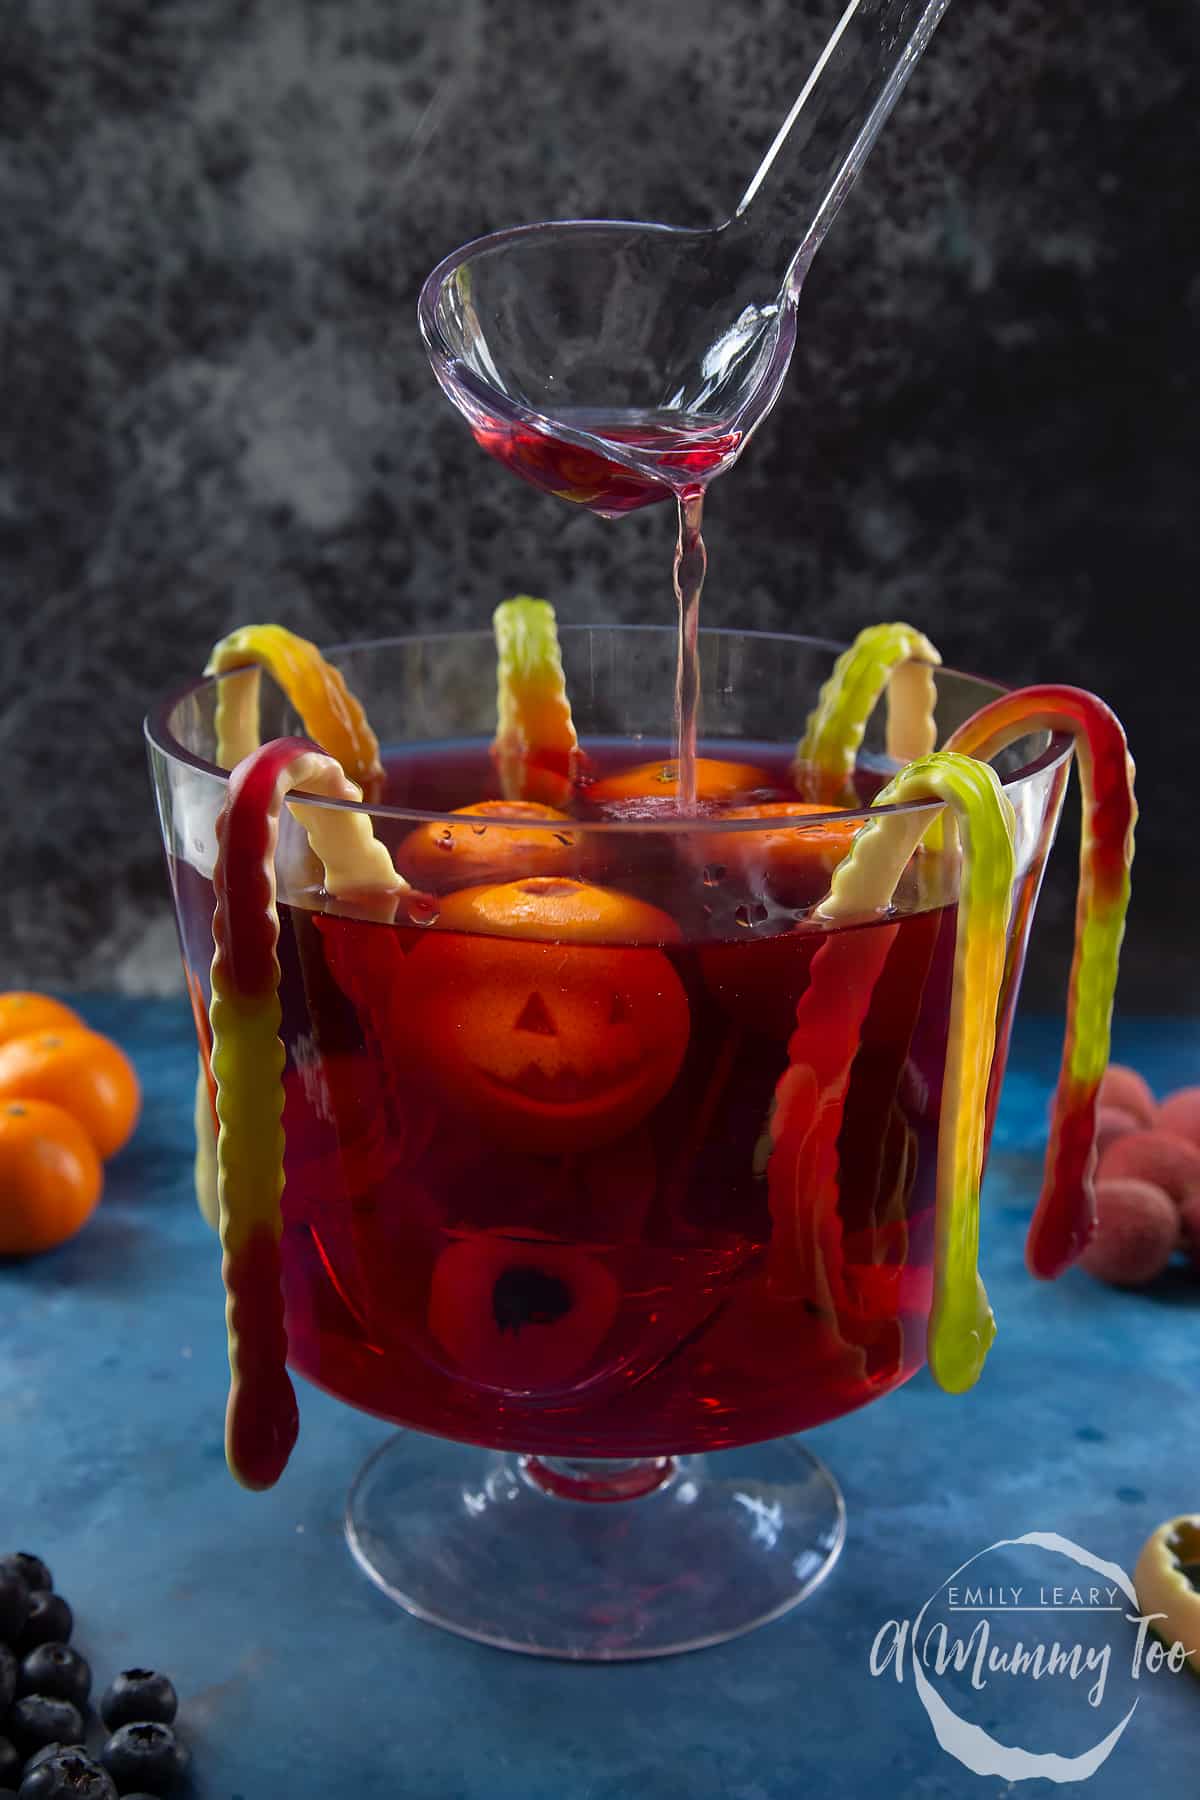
469,410,742,517
172,740,1032,1458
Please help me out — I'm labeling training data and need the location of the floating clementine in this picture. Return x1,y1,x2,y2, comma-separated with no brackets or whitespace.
397,800,579,892
399,879,690,1153
0,1029,141,1160
0,992,82,1048
586,757,772,807
0,1099,103,1254
701,802,864,908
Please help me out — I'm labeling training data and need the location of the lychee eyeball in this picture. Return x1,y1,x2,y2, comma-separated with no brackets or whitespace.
1078,1179,1178,1287
1094,1105,1142,1160
1098,1129,1200,1213
1097,1064,1157,1127
1155,1087,1200,1153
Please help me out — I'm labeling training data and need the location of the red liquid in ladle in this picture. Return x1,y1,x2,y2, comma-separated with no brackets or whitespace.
471,410,741,518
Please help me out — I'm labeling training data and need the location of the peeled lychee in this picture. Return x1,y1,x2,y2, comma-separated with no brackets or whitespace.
1156,1087,1200,1153
1078,1179,1178,1286
1098,1129,1200,1213
1097,1064,1157,1127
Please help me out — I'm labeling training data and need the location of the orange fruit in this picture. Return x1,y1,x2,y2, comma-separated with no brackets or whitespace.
436,876,679,945
0,1029,141,1159
587,757,772,806
0,1098,103,1254
397,800,579,892
0,992,82,1048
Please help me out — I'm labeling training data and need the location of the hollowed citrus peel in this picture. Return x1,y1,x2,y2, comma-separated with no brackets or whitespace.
944,687,1137,1279
794,623,942,805
1134,1518,1200,1677
206,624,384,796
209,738,404,1489
492,598,579,806
819,751,1017,1392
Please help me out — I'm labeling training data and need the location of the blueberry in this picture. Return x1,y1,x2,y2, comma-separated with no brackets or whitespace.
0,1571,30,1648
99,1724,188,1795
17,1647,90,1711
17,1597,72,1655
0,1644,16,1713
17,1752,117,1800
0,1558,52,1597
4,1699,84,1760
16,1751,84,1778
98,1670,177,1733
0,1738,19,1787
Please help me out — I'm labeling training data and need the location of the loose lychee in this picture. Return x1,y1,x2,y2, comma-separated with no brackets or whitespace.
1178,1193,1200,1272
1078,1179,1178,1286
1156,1087,1200,1153
1094,1105,1142,1160
1098,1129,1200,1213
1097,1064,1157,1127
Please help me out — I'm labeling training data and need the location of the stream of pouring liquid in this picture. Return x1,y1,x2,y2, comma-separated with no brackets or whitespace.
672,490,708,814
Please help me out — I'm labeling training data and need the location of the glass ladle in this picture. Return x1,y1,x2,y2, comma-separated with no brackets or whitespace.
417,0,955,520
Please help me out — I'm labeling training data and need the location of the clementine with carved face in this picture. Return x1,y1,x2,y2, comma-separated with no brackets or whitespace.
399,878,690,1153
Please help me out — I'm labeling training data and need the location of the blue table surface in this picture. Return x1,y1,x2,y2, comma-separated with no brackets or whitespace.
3,999,1199,1799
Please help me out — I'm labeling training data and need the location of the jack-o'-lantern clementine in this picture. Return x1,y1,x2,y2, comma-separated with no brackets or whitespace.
399,879,690,1153
397,799,579,892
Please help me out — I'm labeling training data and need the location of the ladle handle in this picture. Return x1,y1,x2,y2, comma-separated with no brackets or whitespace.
732,0,954,294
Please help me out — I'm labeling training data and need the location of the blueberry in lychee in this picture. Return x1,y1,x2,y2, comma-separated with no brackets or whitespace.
5,1698,84,1759
428,1231,620,1393
98,1670,177,1732
17,1596,71,1654
17,1646,90,1711
100,1722,189,1795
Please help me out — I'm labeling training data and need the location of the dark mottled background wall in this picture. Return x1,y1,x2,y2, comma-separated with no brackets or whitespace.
1,0,1196,1006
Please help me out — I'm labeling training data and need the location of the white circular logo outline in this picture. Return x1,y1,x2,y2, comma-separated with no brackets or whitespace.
909,1529,1139,1783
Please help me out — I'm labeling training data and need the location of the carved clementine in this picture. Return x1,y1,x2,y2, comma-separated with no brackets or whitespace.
399,879,690,1152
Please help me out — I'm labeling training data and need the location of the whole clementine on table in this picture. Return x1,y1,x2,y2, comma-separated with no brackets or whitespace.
0,992,82,1047
0,1098,103,1254
0,1028,140,1159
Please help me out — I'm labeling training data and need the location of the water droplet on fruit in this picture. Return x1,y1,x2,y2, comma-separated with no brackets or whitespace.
734,901,769,929
469,822,488,837
409,896,440,926
437,830,454,851
702,864,726,887
553,831,575,847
